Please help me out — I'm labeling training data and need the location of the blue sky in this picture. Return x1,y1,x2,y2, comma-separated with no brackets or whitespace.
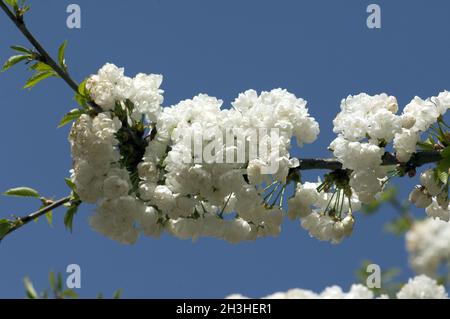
1,0,450,298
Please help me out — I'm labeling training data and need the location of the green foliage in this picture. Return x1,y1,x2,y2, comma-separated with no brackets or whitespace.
5,0,30,17
10,45,31,54
58,108,85,128
3,186,40,198
384,216,412,235
23,277,38,299
362,187,398,214
58,40,68,72
24,272,78,299
24,272,122,299
3,187,56,228
0,219,13,239
1,54,29,72
113,289,123,299
362,187,413,235
74,79,91,109
23,69,56,89
64,204,79,233
64,178,81,233
435,146,450,185
4,0,19,8
417,136,436,151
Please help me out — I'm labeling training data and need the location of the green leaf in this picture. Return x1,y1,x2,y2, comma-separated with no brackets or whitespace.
113,289,123,299
62,289,79,299
75,93,88,109
58,108,84,128
437,169,449,185
58,41,68,70
45,211,53,227
78,79,87,96
436,159,450,184
10,45,32,54
1,54,29,72
0,219,12,239
5,0,18,8
417,137,436,151
30,61,53,72
65,178,76,191
23,71,55,89
441,146,450,159
48,271,56,294
64,204,79,232
385,216,412,235
362,187,397,214
57,273,63,292
23,277,39,299
4,187,40,198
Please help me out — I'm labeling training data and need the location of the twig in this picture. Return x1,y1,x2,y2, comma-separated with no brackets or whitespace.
2,196,71,241
0,1,102,113
292,150,442,171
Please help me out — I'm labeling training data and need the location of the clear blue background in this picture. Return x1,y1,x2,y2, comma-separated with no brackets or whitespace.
1,0,449,298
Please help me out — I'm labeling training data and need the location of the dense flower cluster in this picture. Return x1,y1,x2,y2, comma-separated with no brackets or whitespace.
330,92,449,203
330,93,399,203
394,92,450,162
287,182,358,243
69,63,450,244
409,169,450,222
227,275,448,299
70,64,320,244
86,63,163,122
406,218,450,276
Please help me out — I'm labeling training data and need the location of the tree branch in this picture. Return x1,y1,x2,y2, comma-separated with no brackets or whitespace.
1,196,71,241
293,150,442,171
0,0,102,113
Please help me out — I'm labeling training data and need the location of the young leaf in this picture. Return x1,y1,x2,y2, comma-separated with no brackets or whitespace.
0,219,12,239
75,93,88,109
441,146,450,159
23,71,55,89
45,211,53,227
58,108,84,128
1,54,29,72
23,277,39,299
113,289,123,299
436,159,450,184
58,41,68,70
57,273,63,292
10,45,32,54
78,78,88,96
64,203,79,232
4,187,40,198
65,178,76,191
385,216,412,235
48,272,56,295
5,0,19,8
30,61,53,72
62,289,79,299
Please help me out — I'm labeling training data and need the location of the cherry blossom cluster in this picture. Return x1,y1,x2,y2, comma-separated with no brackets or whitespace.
70,63,322,244
287,181,358,243
406,218,450,277
69,63,450,245
409,169,450,222
331,92,450,203
227,274,448,299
